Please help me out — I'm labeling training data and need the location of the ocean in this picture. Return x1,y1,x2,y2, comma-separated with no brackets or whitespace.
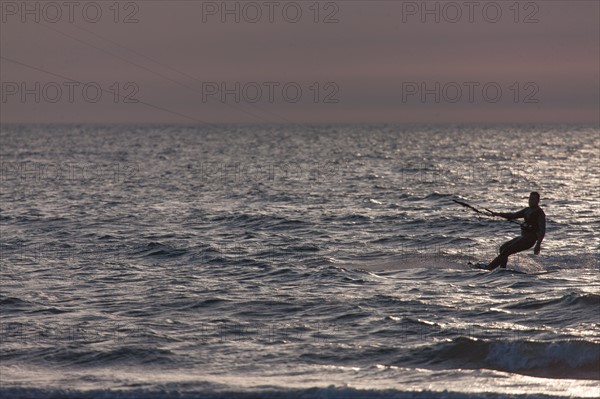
1,124,598,398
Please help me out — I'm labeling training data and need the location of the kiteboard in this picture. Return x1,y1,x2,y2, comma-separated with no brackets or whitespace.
468,262,530,274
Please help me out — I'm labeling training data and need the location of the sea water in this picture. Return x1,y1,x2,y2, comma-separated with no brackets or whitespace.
1,124,598,398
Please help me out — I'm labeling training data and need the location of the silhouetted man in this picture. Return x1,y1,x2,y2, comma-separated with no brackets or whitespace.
486,192,546,270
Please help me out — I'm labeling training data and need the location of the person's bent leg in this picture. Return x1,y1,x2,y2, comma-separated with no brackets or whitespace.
487,235,536,270
487,237,520,270
499,237,520,268
499,237,519,254
486,253,508,270
500,257,508,268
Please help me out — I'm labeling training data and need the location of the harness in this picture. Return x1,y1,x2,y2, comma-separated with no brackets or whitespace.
520,223,535,235
520,207,541,235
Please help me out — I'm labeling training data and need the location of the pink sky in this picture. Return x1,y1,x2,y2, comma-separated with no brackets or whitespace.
1,0,598,124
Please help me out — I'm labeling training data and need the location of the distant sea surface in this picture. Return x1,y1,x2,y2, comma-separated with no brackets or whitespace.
1,124,599,398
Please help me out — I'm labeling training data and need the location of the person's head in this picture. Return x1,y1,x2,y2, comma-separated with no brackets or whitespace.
529,191,540,207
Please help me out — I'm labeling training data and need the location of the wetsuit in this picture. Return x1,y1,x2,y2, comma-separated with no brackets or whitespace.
487,206,546,270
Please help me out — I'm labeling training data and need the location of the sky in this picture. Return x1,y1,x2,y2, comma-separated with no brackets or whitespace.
1,0,599,124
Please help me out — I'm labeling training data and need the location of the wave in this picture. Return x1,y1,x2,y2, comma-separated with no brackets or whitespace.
0,295,31,307
406,337,600,380
0,387,576,399
504,292,600,311
211,213,308,231
131,241,190,258
13,346,177,367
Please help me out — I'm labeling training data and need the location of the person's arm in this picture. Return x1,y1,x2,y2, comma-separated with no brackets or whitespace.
534,211,546,255
492,208,525,220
